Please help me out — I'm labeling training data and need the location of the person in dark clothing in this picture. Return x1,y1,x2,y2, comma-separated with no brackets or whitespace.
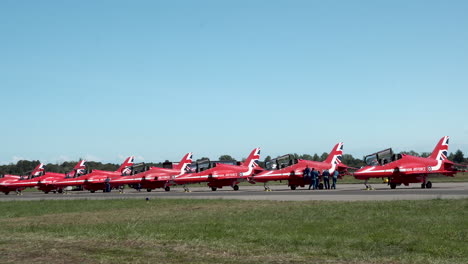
309,168,317,190
322,169,331,189
303,166,311,184
316,170,321,189
105,176,111,192
332,170,339,189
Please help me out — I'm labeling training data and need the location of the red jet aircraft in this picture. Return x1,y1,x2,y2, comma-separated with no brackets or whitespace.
110,153,193,192
3,160,86,194
249,143,348,190
354,136,463,189
174,148,262,191
54,156,134,193
0,163,45,195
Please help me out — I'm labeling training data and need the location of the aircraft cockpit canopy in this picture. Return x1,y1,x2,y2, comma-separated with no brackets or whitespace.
79,169,91,177
162,161,175,169
364,148,403,166
265,154,298,170
187,159,239,173
28,171,44,179
187,159,211,173
211,160,238,167
124,163,148,176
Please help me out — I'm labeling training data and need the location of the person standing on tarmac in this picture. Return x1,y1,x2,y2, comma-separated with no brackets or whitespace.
332,170,339,189
104,176,111,192
309,168,317,190
322,169,331,189
303,165,311,185
315,170,321,189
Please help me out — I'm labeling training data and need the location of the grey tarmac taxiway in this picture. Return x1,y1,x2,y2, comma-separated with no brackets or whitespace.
1,182,467,201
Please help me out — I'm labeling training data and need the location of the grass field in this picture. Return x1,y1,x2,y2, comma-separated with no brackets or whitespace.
0,199,467,264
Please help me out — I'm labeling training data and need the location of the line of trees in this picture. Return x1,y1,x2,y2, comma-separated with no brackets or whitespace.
1,149,466,175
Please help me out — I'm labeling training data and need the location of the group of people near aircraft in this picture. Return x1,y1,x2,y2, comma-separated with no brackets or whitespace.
302,167,340,190
0,136,464,195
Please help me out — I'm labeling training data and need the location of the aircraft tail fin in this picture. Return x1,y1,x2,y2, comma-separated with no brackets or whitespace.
429,136,449,161
117,156,135,174
244,148,261,169
69,160,86,176
324,142,344,165
173,152,193,173
31,163,45,176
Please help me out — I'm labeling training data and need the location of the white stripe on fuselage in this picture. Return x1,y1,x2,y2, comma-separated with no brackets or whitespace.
358,160,442,174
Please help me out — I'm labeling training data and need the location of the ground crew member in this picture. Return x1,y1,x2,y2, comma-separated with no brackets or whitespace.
323,169,330,189
316,170,321,189
303,165,311,184
309,168,317,190
105,176,111,192
332,170,339,189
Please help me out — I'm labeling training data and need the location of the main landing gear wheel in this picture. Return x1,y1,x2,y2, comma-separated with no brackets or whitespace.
58,189,63,194
426,181,432,189
147,188,152,192
390,183,397,189
44,191,49,194
421,183,426,189
233,185,239,191
211,187,217,191
164,186,170,192
4,192,9,195
290,185,296,190
90,190,95,193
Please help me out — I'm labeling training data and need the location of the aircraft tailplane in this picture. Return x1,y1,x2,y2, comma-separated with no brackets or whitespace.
429,136,449,161
69,160,86,176
31,163,45,176
324,142,344,165
244,148,261,168
173,152,193,173
117,156,135,174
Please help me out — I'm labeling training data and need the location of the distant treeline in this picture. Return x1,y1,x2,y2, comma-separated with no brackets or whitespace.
1,149,466,175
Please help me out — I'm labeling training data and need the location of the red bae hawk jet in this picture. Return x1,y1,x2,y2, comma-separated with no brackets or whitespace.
249,143,349,190
2,160,86,194
110,153,193,192
174,148,262,191
53,156,134,192
354,136,463,189
0,163,45,195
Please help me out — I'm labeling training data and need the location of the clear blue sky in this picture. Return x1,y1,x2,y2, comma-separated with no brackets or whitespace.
1,0,467,164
